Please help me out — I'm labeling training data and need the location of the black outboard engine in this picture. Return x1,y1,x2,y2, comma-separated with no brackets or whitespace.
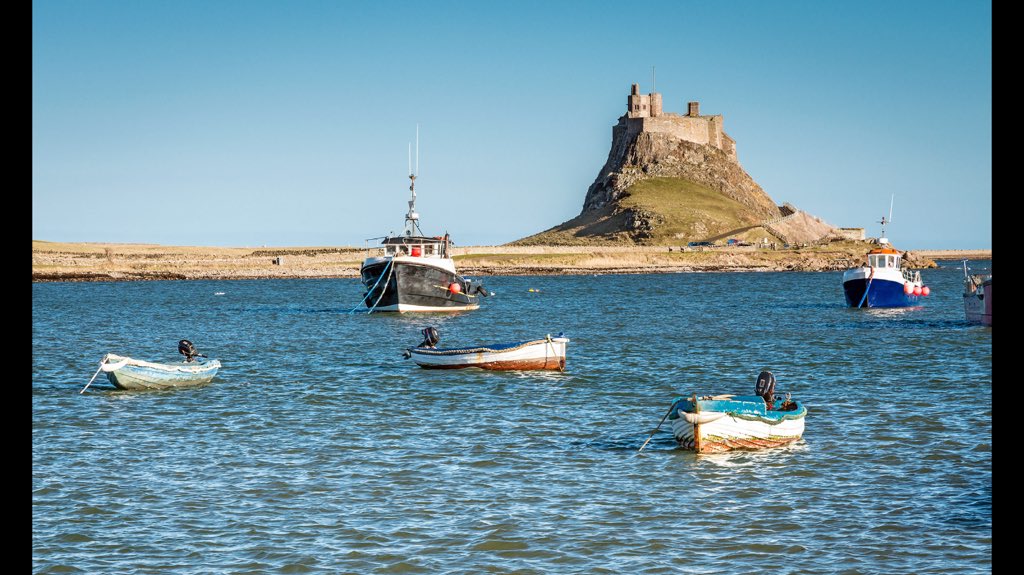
466,279,489,297
418,327,440,349
178,339,207,363
755,370,776,408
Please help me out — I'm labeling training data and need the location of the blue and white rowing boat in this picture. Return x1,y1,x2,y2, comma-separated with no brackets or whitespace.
666,372,807,453
99,353,221,390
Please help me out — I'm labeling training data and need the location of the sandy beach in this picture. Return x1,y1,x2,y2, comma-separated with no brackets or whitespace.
31,240,989,282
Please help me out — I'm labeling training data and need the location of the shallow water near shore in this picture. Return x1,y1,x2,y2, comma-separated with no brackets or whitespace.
33,260,991,573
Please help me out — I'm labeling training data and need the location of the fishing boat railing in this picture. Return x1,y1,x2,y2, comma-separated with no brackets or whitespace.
902,269,921,284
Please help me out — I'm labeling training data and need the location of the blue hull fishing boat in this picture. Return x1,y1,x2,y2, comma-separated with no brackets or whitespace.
97,353,221,391
841,245,926,308
841,198,928,308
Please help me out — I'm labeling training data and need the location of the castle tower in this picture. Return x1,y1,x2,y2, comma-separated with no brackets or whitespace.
688,101,700,117
650,92,662,117
627,83,661,119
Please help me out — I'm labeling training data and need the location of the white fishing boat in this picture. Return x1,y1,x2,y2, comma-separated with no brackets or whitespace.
404,327,568,370
962,261,992,326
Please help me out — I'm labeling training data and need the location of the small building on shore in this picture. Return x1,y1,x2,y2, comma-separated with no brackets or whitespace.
837,228,866,241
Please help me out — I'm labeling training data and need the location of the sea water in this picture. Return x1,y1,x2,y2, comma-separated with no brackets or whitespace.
32,260,991,573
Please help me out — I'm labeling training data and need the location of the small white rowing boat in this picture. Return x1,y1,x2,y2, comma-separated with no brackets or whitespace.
405,328,568,371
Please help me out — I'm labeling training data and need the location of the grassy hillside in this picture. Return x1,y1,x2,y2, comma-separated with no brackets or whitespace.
512,177,765,246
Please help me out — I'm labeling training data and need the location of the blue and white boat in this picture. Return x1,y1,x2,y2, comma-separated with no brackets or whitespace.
666,372,807,453
98,353,221,391
842,244,926,308
841,203,928,308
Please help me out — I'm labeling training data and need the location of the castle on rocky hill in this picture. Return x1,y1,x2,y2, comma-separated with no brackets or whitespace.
511,82,839,246
622,84,737,162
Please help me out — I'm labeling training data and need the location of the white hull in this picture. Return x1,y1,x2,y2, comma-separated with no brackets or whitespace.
670,409,805,453
100,354,221,391
410,337,568,370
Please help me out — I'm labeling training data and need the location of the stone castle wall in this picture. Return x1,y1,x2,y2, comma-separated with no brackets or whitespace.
624,114,736,161
622,85,737,161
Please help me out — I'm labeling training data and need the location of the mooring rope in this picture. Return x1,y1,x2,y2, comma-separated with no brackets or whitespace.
347,258,393,314
857,267,875,308
366,259,397,314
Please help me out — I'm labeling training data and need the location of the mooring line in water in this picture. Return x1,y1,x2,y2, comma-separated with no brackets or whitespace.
346,258,393,314
638,398,682,453
365,259,396,314
857,268,875,308
79,355,108,394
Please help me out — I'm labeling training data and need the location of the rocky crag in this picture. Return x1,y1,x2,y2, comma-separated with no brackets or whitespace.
514,84,834,246
582,126,779,219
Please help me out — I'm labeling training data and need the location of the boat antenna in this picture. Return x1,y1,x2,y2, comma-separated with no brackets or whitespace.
404,125,422,237
878,194,894,245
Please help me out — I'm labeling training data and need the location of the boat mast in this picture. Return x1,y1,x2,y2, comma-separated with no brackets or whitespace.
878,194,894,245
404,125,423,237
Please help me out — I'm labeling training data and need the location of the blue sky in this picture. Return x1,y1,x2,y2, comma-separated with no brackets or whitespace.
33,0,991,249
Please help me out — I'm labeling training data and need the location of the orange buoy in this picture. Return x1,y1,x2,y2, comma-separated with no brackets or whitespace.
449,282,462,294
922,286,930,296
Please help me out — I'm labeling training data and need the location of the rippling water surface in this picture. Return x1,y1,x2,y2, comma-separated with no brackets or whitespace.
33,261,992,574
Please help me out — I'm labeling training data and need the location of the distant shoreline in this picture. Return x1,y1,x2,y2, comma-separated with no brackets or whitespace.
909,249,993,260
32,240,991,283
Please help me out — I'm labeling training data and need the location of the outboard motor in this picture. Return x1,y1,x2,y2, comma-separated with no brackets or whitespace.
418,327,440,349
755,370,776,408
178,339,207,363
465,279,489,297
